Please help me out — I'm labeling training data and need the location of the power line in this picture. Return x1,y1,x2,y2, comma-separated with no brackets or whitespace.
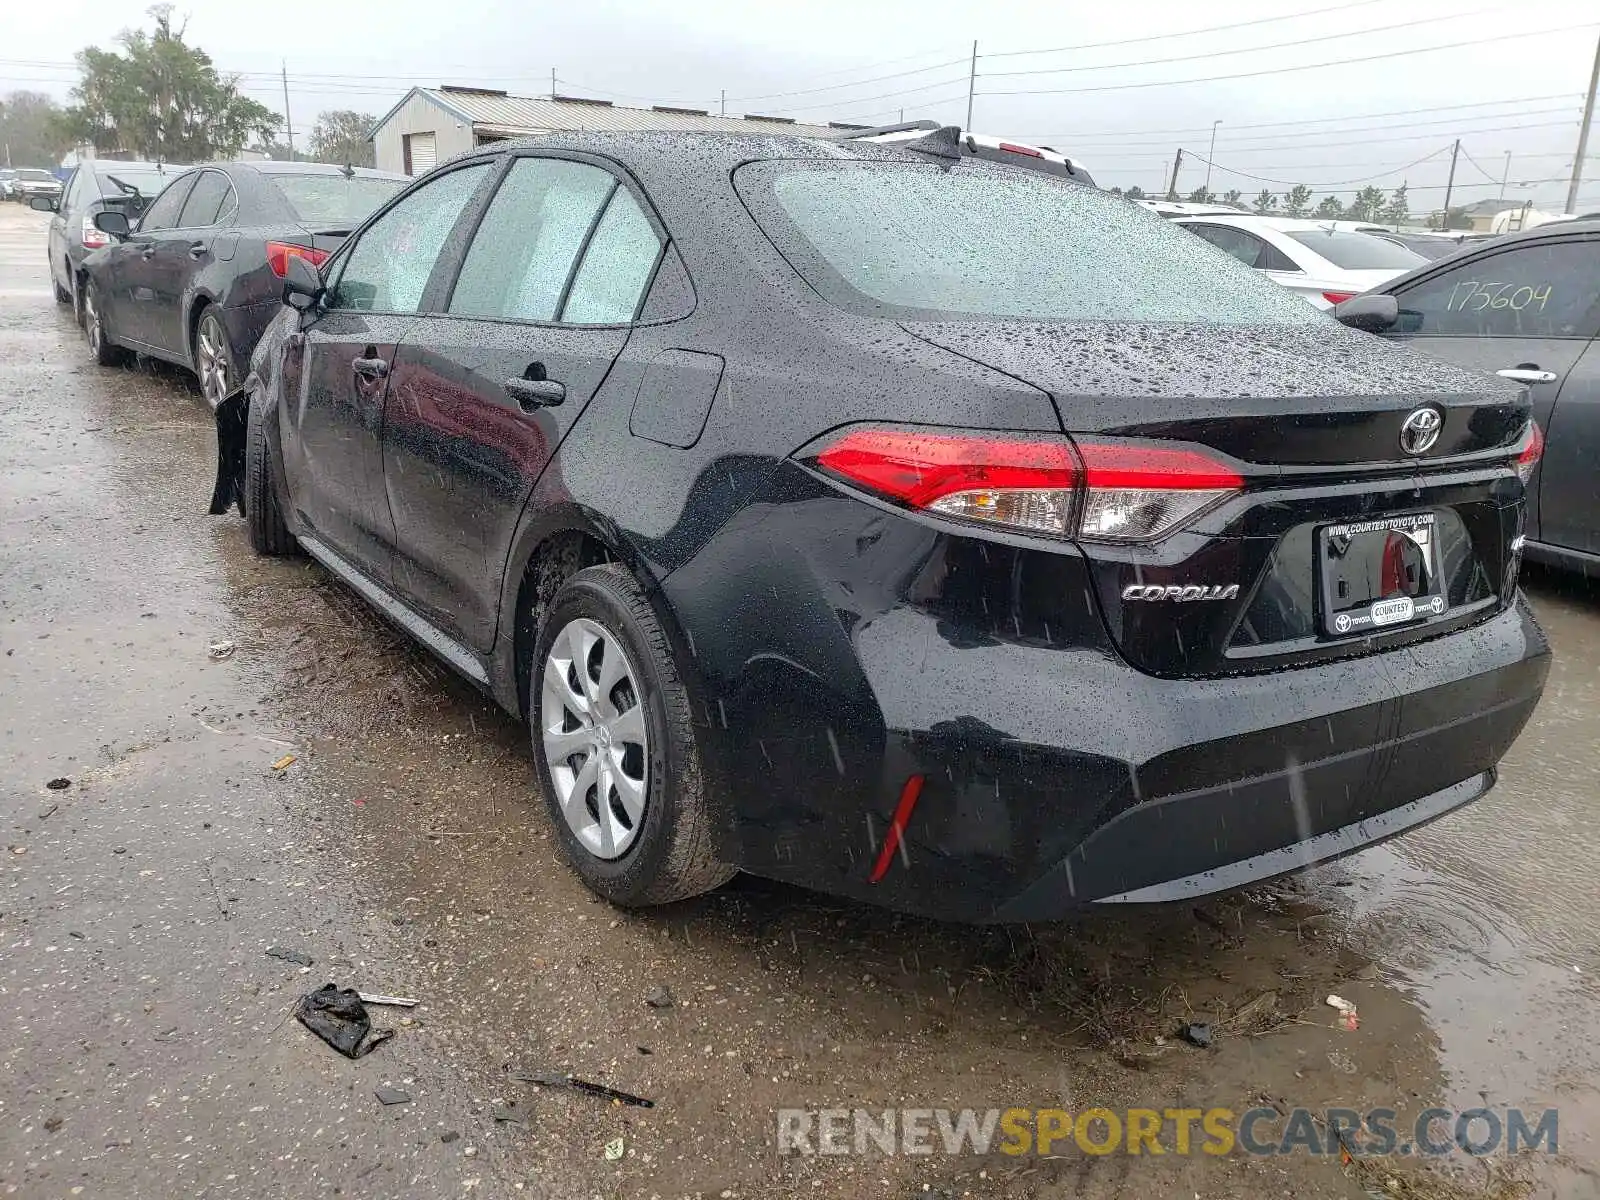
1184,144,1455,188
978,0,1386,59
981,8,1497,80
1457,145,1506,183
977,23,1600,97
1055,114,1580,156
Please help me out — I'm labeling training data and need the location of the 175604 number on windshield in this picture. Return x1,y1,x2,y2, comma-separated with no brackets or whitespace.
1446,280,1552,312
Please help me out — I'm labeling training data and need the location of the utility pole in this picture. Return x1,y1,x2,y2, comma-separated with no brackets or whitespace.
281,61,294,160
1499,150,1511,201
1441,138,1460,228
720,89,725,117
1566,30,1600,215
552,67,557,100
960,40,972,131
1204,120,1221,192
1167,147,1184,200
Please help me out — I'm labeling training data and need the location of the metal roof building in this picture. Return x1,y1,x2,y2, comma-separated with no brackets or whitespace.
369,86,847,176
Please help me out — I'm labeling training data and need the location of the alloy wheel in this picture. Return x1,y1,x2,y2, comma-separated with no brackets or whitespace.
540,617,649,860
85,289,102,356
196,313,230,407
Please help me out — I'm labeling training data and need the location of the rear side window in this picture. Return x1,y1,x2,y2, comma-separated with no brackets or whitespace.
737,160,1321,326
329,164,489,314
449,158,617,322
1286,230,1425,271
561,189,662,323
1183,224,1297,272
1393,240,1600,339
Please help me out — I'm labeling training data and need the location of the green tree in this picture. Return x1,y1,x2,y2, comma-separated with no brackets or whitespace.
1346,185,1387,221
1222,188,1243,207
1125,185,1146,200
1108,185,1124,197
1284,184,1313,217
1186,186,1214,204
1315,195,1345,219
1381,184,1409,229
0,91,67,168
307,109,375,168
1252,188,1276,214
59,5,279,160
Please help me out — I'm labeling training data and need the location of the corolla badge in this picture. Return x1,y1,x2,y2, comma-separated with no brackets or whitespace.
1399,406,1443,455
1122,584,1240,601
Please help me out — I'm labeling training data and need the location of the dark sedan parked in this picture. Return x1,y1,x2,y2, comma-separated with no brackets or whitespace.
215,131,1546,921
33,159,182,313
81,160,407,406
1346,219,1600,572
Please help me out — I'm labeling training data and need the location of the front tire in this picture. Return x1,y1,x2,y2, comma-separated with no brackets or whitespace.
83,281,130,367
531,564,734,906
244,386,297,556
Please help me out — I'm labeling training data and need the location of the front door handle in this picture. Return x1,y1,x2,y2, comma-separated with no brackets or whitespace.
504,376,565,410
188,241,207,258
352,356,389,380
1496,367,1558,385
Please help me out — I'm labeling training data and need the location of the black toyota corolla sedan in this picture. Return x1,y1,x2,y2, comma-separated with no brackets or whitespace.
213,129,1549,921
81,160,407,406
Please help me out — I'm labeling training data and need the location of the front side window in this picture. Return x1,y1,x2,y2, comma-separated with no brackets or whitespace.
736,160,1321,326
178,171,233,228
1394,241,1600,338
561,188,663,324
328,164,490,314
449,158,617,322
1185,224,1268,268
137,174,197,232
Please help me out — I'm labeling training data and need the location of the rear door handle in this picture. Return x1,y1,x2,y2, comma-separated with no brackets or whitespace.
352,356,389,380
504,377,565,410
188,241,207,258
1496,367,1558,385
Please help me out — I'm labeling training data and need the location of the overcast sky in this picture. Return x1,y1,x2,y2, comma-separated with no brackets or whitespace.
4,0,1598,209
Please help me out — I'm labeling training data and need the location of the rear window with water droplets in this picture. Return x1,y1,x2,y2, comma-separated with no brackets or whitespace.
736,159,1324,326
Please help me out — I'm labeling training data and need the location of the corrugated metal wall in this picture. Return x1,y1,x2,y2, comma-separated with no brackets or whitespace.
373,93,476,176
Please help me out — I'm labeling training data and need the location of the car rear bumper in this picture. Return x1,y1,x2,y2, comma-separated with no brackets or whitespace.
661,486,1549,922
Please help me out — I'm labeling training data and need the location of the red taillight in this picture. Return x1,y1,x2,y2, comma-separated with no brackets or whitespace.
266,241,329,278
82,215,109,249
1322,291,1357,305
999,141,1044,158
1515,419,1544,484
811,427,1243,542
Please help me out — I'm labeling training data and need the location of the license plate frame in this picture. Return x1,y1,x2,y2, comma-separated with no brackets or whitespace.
1316,512,1448,638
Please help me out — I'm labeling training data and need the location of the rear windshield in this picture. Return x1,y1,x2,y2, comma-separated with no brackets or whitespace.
736,160,1321,325
266,174,406,230
1285,230,1426,271
99,169,177,200
17,169,56,182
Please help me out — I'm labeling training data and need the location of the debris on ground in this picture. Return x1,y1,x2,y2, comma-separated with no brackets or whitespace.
45,778,71,791
440,1131,460,1144
37,803,58,820
492,1102,528,1124
266,946,314,967
271,754,297,771
1177,1022,1214,1049
1111,1038,1178,1071
207,639,236,661
510,1070,655,1108
295,984,395,1059
374,1086,411,1106
1227,990,1281,1034
357,991,418,1007
43,1115,63,1133
644,984,674,1009
1327,993,1360,1031
603,1136,625,1161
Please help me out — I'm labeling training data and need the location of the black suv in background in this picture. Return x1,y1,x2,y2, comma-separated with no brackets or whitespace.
35,160,182,315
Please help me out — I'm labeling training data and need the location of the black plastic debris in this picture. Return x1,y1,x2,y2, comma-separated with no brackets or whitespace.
644,985,674,1009
209,389,248,516
295,984,395,1059
374,1086,411,1106
1177,1022,1214,1049
440,1130,460,1144
510,1070,654,1109
266,946,314,967
45,778,71,791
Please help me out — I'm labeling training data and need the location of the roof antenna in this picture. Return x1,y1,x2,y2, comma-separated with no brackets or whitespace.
340,162,356,178
901,125,964,162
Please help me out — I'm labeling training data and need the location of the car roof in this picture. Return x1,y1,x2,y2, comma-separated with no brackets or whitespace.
1173,214,1367,233
243,160,409,180
86,160,174,174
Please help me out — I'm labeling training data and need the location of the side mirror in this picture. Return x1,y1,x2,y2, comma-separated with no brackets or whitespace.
283,253,324,311
29,195,59,213
93,210,131,238
1333,292,1398,334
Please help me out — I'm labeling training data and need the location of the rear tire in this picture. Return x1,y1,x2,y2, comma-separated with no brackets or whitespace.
194,306,235,411
531,564,735,906
245,386,297,557
83,280,130,367
52,265,71,305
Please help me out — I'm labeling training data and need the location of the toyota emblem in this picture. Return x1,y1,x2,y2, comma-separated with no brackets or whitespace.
1399,407,1443,455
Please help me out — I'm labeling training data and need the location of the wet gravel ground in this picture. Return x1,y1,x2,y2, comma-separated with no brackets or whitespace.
3,203,1599,1200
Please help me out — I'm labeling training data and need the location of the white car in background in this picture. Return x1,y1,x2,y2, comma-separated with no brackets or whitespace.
1170,214,1426,308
